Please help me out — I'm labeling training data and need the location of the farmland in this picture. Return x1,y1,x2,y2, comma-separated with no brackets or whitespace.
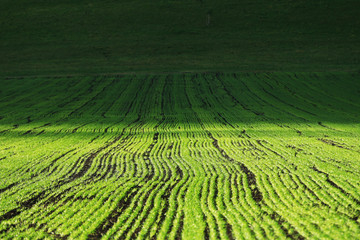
1,0,360,76
0,72,360,239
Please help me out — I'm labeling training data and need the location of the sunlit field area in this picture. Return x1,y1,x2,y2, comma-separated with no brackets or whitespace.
1,72,359,239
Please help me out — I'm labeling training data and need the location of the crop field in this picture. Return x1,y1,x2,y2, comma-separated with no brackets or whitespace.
0,72,360,239
1,0,360,76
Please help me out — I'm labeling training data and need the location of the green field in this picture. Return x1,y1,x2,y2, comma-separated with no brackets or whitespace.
1,72,360,239
1,0,360,239
1,0,360,76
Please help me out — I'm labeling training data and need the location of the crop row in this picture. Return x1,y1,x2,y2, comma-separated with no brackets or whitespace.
0,72,359,239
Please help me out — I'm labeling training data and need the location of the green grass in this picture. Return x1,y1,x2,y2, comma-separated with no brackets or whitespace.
0,72,360,239
1,0,360,76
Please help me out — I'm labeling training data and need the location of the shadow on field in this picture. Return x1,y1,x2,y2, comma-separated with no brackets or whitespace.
0,72,359,131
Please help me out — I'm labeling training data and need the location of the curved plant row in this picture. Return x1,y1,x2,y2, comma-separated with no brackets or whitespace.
0,72,359,239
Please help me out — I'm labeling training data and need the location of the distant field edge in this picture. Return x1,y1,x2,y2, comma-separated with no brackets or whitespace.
1,69,359,79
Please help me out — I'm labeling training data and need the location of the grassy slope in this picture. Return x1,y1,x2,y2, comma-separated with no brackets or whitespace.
0,0,360,76
0,73,360,239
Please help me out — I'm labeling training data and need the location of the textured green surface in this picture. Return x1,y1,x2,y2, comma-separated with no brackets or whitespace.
0,72,360,239
1,0,360,76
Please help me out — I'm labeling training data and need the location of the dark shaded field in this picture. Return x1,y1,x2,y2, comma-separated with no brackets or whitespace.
0,0,360,76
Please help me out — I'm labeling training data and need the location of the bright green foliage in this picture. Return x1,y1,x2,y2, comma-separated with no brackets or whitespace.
0,72,360,239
